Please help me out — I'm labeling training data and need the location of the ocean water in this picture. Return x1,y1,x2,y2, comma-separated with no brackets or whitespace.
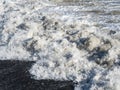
0,0,120,90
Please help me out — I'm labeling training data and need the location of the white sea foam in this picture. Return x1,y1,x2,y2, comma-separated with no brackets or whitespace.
0,0,120,90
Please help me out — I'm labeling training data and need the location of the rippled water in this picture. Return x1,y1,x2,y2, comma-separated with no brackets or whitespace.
40,0,120,32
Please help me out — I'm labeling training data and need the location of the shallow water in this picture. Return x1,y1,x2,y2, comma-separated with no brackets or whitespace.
0,0,120,90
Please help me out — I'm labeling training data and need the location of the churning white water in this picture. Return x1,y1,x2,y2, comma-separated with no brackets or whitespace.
0,0,120,90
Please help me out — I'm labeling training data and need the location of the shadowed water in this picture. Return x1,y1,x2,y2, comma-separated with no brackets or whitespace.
0,60,74,90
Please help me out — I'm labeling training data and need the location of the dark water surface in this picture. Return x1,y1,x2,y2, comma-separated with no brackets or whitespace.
0,60,74,90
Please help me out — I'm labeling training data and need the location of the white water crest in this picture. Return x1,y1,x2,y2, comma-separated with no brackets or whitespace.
0,0,120,90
